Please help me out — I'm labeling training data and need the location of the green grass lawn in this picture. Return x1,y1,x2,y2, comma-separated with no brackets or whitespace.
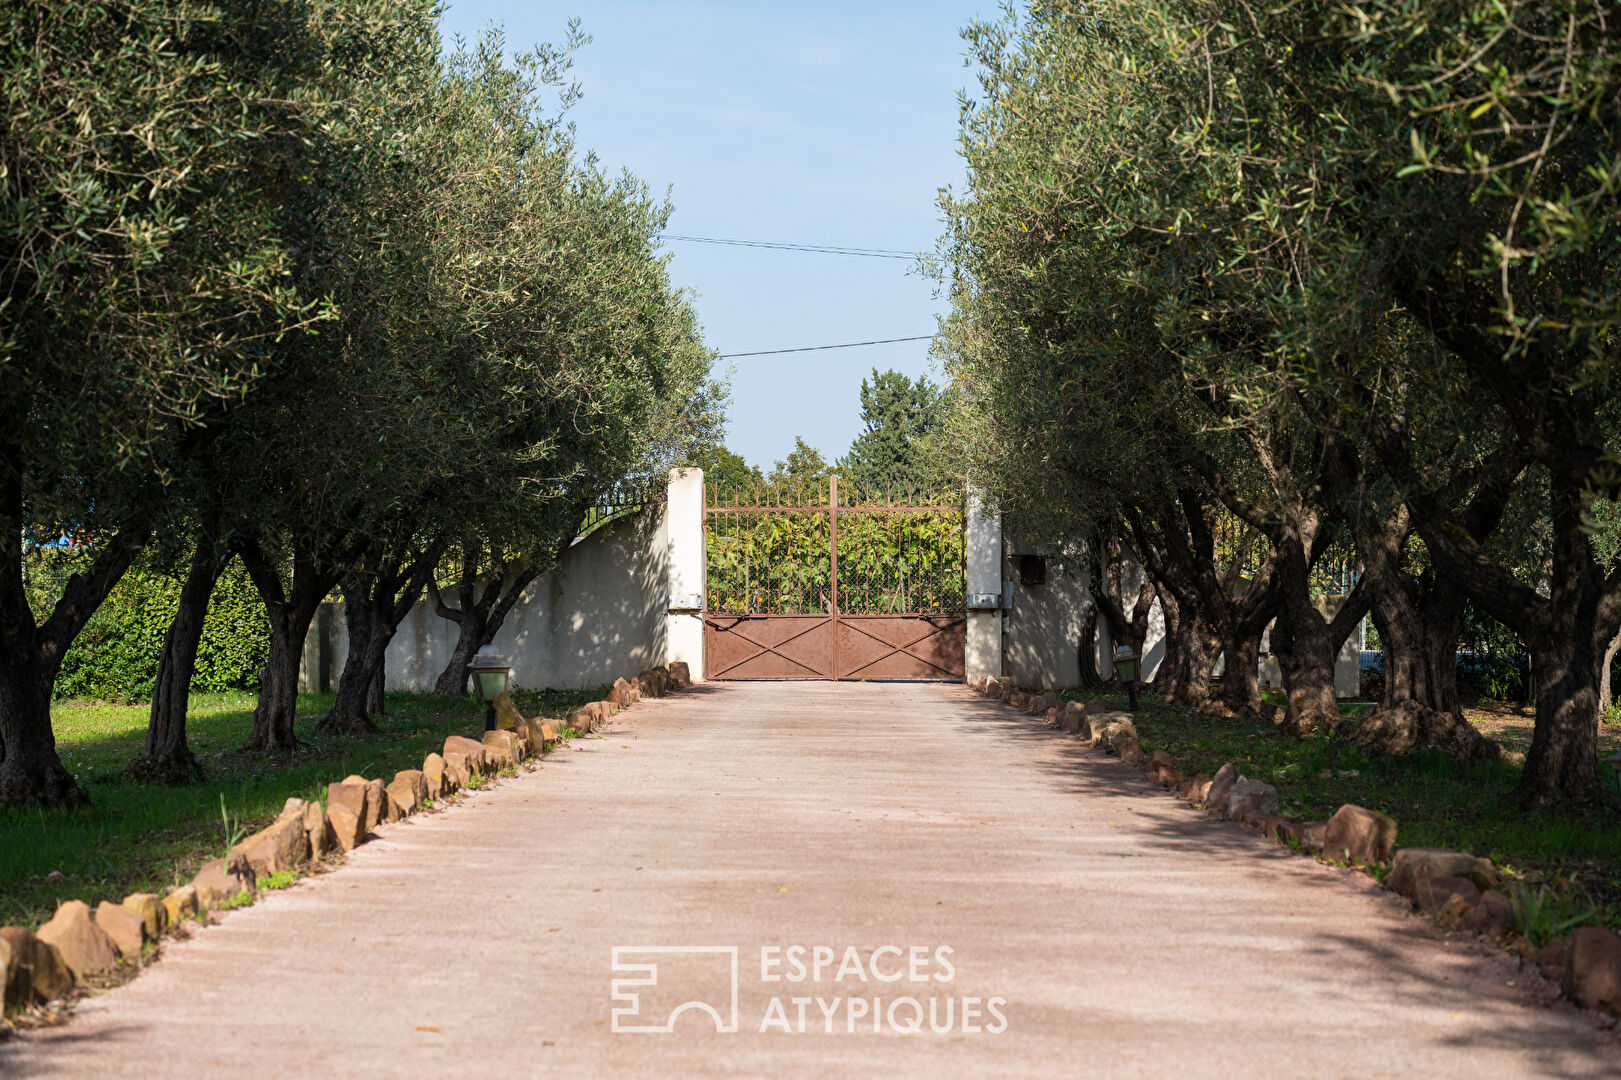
0,686,602,930
1062,688,1621,932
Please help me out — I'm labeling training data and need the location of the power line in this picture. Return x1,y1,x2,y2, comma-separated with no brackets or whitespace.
660,234,919,260
719,335,935,359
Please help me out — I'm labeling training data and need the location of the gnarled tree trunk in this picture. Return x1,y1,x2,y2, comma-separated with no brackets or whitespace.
1325,431,1503,761
320,545,437,736
240,541,343,753
0,473,151,806
1222,469,1355,737
1217,626,1264,714
429,537,542,698
1154,591,1187,693
0,653,80,808
1270,582,1368,737
1090,531,1156,694
1392,451,1618,808
126,540,227,784
1523,633,1605,809
322,581,384,736
1598,624,1621,717
1350,578,1496,761
1131,491,1275,717
367,659,385,716
1516,475,1617,809
1375,273,1621,809
1150,583,1219,707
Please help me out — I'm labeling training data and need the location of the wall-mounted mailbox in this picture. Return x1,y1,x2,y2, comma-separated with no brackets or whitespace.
967,592,1002,611
668,594,703,612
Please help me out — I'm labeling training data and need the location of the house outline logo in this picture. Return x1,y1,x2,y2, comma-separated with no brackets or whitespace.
610,945,740,1033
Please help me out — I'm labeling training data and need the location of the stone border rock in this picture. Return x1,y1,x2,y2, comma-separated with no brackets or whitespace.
966,676,1621,1020
0,662,694,1027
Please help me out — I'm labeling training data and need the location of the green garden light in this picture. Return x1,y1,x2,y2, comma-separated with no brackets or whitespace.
1112,645,1139,711
468,645,513,732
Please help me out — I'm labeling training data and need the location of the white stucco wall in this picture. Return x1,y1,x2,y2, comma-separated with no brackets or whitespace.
302,467,707,694
296,474,1359,700
663,467,706,681
964,496,1003,682
1000,532,1094,690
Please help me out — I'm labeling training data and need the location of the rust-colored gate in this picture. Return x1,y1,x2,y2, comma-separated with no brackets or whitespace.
703,477,965,680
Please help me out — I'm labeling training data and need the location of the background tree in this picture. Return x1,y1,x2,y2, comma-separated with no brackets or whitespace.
767,438,834,490
685,445,763,494
837,369,947,492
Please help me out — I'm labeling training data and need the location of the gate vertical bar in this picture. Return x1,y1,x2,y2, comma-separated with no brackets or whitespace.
829,474,840,680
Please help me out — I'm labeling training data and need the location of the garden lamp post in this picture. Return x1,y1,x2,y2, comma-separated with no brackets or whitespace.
468,645,513,732
1112,645,1139,711
1609,749,1621,794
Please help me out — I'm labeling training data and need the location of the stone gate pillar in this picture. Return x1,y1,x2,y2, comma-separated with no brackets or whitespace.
664,466,705,680
965,494,1003,681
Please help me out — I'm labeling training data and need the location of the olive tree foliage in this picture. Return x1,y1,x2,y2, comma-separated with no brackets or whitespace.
220,24,721,722
166,1,452,755
419,34,724,700
1324,0,1621,808
0,7,721,803
934,4,1294,719
939,0,1621,808
0,0,369,806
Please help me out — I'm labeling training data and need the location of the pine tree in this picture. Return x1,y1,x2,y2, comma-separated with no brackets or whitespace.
837,369,944,492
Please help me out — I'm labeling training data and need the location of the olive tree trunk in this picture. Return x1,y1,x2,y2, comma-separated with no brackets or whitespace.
429,537,541,698
1129,492,1275,716
1397,460,1620,809
239,541,343,753
320,547,438,735
1324,431,1506,760
125,540,228,784
322,583,385,735
0,474,151,806
1090,533,1156,692
1269,581,1369,736
1598,625,1621,717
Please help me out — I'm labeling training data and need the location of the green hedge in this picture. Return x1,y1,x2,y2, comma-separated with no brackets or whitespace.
48,558,268,703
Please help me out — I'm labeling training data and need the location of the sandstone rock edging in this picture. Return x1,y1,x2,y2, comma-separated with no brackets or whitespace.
1,661,695,1011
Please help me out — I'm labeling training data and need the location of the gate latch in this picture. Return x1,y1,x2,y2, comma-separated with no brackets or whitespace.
967,592,1001,610
669,594,703,612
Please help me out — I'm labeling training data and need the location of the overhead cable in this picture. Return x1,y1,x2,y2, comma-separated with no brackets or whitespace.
719,335,935,359
661,234,919,260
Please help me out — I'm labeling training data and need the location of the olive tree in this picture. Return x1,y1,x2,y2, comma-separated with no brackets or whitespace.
944,0,1621,807
0,0,384,805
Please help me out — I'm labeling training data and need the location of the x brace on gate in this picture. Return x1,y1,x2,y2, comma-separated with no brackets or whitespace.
702,476,967,681
703,612,964,680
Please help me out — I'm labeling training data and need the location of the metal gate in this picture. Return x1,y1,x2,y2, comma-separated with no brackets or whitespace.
704,477,965,680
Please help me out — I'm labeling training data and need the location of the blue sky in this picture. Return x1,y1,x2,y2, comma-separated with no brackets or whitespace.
437,1,987,473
